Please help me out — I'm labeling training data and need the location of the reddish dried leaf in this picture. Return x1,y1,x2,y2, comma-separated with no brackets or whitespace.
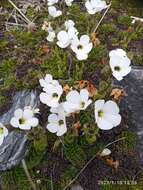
91,32,100,47
110,88,127,102
106,158,119,170
74,80,97,97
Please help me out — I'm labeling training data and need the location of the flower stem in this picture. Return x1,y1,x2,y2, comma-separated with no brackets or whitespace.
93,2,112,33
7,0,31,24
21,159,37,190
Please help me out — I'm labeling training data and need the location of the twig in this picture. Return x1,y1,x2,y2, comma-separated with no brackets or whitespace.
5,22,27,27
63,136,126,190
63,154,97,190
131,16,143,24
21,159,37,190
105,137,126,148
7,0,31,24
93,2,112,33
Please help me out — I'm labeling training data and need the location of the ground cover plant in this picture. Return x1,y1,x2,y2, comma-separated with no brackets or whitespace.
0,0,143,189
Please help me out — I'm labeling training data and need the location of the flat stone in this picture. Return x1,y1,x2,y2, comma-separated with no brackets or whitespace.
0,90,39,171
113,67,143,161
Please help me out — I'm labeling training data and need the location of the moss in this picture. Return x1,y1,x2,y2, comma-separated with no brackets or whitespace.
0,39,8,51
60,165,77,188
100,24,116,34
117,131,137,153
0,58,16,77
2,166,32,190
0,95,7,106
40,46,68,79
133,55,143,65
64,141,87,168
118,15,132,26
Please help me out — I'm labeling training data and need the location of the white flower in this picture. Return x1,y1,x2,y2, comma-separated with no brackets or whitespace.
46,113,67,136
39,74,59,91
10,107,39,130
94,100,121,130
40,74,63,108
65,0,74,6
109,49,131,81
64,20,75,30
40,84,63,108
85,0,107,15
46,23,56,42
47,31,56,42
0,123,8,146
50,103,67,116
57,27,78,48
47,0,58,6
100,148,111,156
71,35,93,60
63,89,92,114
48,6,62,18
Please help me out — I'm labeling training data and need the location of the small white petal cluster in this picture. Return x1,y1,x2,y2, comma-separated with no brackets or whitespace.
56,20,93,60
47,0,59,6
40,74,63,108
100,148,111,156
109,49,131,81
48,6,62,18
57,20,78,48
10,107,39,130
63,89,92,114
0,123,8,146
47,104,67,136
42,21,56,42
47,0,74,18
71,35,93,60
46,23,56,42
85,0,108,15
94,100,121,130
65,0,74,6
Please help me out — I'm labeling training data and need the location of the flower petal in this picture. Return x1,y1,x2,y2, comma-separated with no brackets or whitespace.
48,114,58,123
23,109,33,119
14,108,23,118
80,89,89,101
80,35,90,45
104,101,119,114
104,113,121,127
27,118,39,127
56,125,67,136
46,123,58,133
98,118,113,130
10,117,19,128
94,99,105,110
66,90,80,104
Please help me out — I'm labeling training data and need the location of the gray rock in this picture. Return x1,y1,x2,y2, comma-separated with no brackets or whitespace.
0,90,39,171
0,90,39,125
113,66,143,161
0,131,30,171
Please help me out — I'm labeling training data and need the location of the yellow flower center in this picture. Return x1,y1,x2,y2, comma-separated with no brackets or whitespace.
0,128,4,135
98,110,104,118
114,66,121,72
80,101,85,108
58,120,64,126
52,93,58,98
77,44,83,50
19,118,26,124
